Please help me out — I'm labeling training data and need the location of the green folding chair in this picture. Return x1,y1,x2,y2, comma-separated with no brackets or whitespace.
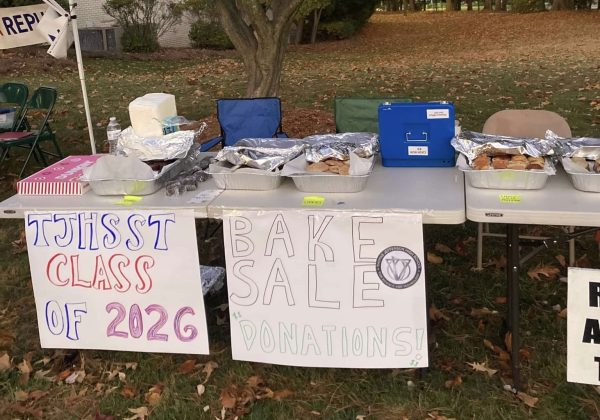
334,97,411,133
0,82,29,132
0,86,63,178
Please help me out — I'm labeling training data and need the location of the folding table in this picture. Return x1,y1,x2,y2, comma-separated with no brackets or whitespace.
465,169,600,390
0,177,220,219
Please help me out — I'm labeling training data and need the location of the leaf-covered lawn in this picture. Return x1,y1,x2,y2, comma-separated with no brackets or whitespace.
0,11,600,420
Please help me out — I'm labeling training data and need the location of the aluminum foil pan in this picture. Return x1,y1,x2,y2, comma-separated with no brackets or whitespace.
457,155,551,190
81,159,184,196
547,130,600,159
215,138,304,171
119,126,199,161
302,132,379,162
451,130,557,164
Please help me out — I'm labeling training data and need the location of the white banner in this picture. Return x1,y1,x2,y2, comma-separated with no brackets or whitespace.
568,267,600,385
224,210,428,368
0,4,48,50
25,210,210,354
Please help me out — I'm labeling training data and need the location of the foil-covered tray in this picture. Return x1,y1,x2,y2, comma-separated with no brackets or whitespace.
561,158,600,193
290,173,370,193
215,138,304,171
207,162,282,191
82,159,184,196
458,155,549,190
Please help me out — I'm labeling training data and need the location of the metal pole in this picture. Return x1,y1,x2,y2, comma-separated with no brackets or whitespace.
506,224,521,391
68,0,97,154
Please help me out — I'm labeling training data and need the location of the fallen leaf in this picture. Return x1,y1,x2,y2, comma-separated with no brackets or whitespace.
429,304,450,321
444,375,463,389
14,390,29,401
273,389,293,401
202,361,218,384
470,307,498,318
504,332,512,353
467,361,497,377
65,370,86,384
10,229,27,254
484,255,506,270
555,254,566,267
558,308,567,318
494,296,507,304
220,385,239,409
435,243,453,254
144,384,163,406
124,406,149,420
0,353,11,372
95,412,114,420
203,405,209,412
519,348,532,360
28,390,48,401
527,263,560,281
17,359,32,374
197,384,205,397
121,385,137,399
516,391,539,408
427,252,443,264
178,359,197,374
57,369,72,382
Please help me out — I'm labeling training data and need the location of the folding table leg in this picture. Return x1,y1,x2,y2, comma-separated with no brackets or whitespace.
506,224,521,391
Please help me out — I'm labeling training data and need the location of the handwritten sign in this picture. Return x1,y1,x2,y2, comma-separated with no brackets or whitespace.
223,210,427,368
568,268,600,384
25,210,209,354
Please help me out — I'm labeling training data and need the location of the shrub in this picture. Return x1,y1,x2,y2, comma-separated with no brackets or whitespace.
121,25,160,53
511,0,541,12
189,20,233,50
318,21,358,40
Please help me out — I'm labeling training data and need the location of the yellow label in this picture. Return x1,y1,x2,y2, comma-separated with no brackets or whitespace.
123,195,143,202
116,195,143,206
302,196,325,207
499,194,521,203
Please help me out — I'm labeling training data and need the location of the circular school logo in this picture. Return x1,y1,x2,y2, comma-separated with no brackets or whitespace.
376,246,422,289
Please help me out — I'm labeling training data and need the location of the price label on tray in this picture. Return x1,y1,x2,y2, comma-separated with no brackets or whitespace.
499,194,522,203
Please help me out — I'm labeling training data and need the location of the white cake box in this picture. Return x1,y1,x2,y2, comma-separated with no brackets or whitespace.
128,93,177,137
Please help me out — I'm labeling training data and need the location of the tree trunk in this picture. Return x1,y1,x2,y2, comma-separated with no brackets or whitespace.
215,0,303,97
293,18,304,45
446,0,454,11
467,0,473,10
310,9,322,44
409,0,416,10
483,0,492,10
402,0,409,11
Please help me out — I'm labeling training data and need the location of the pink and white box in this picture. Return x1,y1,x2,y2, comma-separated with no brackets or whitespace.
17,155,101,195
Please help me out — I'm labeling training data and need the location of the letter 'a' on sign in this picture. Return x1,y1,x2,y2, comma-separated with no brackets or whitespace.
567,268,600,385
223,210,427,369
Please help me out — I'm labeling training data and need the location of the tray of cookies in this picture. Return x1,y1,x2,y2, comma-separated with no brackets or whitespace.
282,153,374,193
281,133,378,193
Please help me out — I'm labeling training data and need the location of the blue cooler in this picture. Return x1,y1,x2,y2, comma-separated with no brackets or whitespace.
378,102,456,167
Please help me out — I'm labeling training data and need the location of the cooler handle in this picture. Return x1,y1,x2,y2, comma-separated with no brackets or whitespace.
405,131,428,142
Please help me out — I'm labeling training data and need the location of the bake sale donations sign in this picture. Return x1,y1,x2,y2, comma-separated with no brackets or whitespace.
25,210,209,354
224,210,427,368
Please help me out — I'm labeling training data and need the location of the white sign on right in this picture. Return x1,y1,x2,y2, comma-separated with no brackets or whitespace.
568,267,600,385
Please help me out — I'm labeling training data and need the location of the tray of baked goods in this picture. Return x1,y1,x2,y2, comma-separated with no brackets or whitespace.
452,130,557,190
551,131,600,193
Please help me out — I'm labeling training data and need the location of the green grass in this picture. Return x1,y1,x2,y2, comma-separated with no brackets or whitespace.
1,11,600,419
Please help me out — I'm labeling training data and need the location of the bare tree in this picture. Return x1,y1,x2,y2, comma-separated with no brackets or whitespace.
215,0,304,97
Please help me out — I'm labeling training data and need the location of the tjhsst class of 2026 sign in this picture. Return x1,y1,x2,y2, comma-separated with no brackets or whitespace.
25,210,209,354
